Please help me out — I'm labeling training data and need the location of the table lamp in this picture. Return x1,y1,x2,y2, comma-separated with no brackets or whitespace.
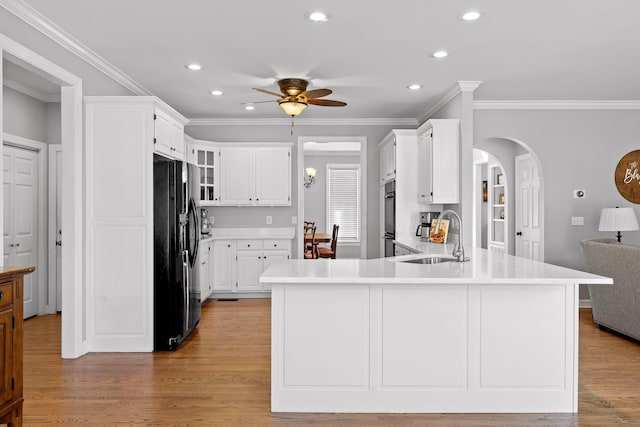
598,207,639,242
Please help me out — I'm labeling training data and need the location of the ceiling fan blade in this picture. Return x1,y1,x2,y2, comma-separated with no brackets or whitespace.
303,88,332,99
253,88,284,97
308,99,347,107
240,100,278,105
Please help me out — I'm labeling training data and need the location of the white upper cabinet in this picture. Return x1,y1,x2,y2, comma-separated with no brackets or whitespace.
254,147,291,206
194,144,220,206
220,147,255,205
379,135,396,184
153,108,185,160
417,119,460,204
219,145,291,206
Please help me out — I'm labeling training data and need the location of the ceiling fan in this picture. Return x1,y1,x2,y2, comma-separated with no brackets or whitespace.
243,78,347,117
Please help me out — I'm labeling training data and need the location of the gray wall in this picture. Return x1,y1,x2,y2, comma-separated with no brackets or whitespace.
475,108,640,298
2,86,53,141
187,124,411,258
303,153,361,259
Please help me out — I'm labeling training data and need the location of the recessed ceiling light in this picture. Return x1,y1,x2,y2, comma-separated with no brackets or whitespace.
186,63,202,70
407,84,422,90
307,11,330,22
432,50,448,58
462,11,481,21
210,90,223,96
245,105,255,111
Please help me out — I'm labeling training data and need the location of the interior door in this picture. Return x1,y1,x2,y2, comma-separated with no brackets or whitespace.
515,154,542,261
3,145,39,318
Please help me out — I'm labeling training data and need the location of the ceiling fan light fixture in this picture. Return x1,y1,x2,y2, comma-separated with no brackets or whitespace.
278,100,308,116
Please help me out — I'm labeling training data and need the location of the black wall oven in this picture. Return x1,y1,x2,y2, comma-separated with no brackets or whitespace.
384,180,395,257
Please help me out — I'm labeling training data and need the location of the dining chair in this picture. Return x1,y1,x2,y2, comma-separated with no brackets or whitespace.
303,225,318,259
303,221,315,254
318,224,339,259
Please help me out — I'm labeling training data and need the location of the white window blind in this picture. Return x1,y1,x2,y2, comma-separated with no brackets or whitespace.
326,164,360,243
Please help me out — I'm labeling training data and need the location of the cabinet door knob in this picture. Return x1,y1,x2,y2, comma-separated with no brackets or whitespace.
0,291,3,299
516,231,522,236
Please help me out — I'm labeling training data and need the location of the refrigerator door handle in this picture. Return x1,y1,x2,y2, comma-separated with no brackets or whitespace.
183,250,190,331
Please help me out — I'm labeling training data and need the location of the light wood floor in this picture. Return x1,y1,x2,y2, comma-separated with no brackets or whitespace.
23,300,640,426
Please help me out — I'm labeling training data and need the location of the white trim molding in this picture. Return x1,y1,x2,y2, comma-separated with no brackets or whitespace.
187,117,418,127
3,77,60,102
418,81,482,123
474,100,640,110
0,0,151,96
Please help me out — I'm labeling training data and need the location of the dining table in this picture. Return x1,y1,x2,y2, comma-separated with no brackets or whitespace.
304,232,331,243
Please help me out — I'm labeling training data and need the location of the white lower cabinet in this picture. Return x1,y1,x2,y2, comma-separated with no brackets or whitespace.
199,240,213,302
210,237,291,296
212,240,236,292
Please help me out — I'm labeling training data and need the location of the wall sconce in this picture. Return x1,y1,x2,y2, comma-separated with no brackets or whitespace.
304,167,316,188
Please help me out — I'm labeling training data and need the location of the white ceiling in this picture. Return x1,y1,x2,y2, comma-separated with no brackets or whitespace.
12,0,640,121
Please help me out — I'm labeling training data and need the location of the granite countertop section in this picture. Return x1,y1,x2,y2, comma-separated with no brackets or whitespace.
206,227,295,240
260,233,612,286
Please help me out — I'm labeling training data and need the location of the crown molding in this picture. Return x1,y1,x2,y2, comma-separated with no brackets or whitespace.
473,100,640,109
0,0,151,96
186,117,418,126
3,78,60,102
418,80,482,123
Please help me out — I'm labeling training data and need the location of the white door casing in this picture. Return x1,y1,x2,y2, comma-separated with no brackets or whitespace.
3,144,39,318
49,145,63,311
515,154,543,261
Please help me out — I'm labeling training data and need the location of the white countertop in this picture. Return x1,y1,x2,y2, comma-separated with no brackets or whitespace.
260,234,612,285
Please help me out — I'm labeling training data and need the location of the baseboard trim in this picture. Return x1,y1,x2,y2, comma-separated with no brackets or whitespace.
579,299,592,308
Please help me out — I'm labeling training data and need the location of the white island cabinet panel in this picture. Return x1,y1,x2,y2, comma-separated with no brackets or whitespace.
280,286,369,387
380,285,467,388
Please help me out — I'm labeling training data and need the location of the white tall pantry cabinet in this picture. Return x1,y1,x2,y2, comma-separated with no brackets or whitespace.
84,97,188,352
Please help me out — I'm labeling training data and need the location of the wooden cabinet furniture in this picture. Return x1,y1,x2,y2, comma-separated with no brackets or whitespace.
488,163,507,253
0,266,35,427
219,146,291,206
417,119,460,204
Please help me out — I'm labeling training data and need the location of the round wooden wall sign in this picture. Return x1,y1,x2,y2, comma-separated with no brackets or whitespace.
615,150,640,204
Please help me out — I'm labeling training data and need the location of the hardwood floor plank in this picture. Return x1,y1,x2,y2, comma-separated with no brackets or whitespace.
22,301,640,426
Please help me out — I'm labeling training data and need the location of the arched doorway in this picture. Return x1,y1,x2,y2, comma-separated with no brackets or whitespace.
473,137,545,260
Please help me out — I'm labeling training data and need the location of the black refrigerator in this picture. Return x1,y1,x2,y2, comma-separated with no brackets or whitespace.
153,154,201,350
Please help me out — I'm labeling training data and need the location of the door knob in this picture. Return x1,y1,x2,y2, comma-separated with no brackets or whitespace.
516,232,522,236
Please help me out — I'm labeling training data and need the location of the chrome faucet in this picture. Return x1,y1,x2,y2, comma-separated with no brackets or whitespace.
435,209,466,262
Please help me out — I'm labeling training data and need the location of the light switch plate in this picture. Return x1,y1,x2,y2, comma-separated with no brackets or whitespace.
266,216,273,225
209,216,214,224
571,216,584,226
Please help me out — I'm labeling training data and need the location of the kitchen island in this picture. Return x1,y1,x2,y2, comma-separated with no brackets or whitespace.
260,240,611,413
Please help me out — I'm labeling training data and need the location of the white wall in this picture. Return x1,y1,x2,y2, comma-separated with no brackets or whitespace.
3,86,47,140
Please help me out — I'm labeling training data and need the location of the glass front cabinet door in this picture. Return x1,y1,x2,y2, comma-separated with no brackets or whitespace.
195,145,219,205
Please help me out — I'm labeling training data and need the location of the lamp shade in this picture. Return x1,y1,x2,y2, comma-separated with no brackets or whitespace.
598,207,639,231
278,100,307,116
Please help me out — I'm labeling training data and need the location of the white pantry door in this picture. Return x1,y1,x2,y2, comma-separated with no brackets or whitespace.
3,145,39,318
515,154,542,261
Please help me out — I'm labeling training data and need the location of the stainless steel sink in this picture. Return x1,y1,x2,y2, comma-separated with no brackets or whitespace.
400,256,457,264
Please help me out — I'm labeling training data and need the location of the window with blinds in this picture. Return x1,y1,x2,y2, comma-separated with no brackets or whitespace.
326,164,360,243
